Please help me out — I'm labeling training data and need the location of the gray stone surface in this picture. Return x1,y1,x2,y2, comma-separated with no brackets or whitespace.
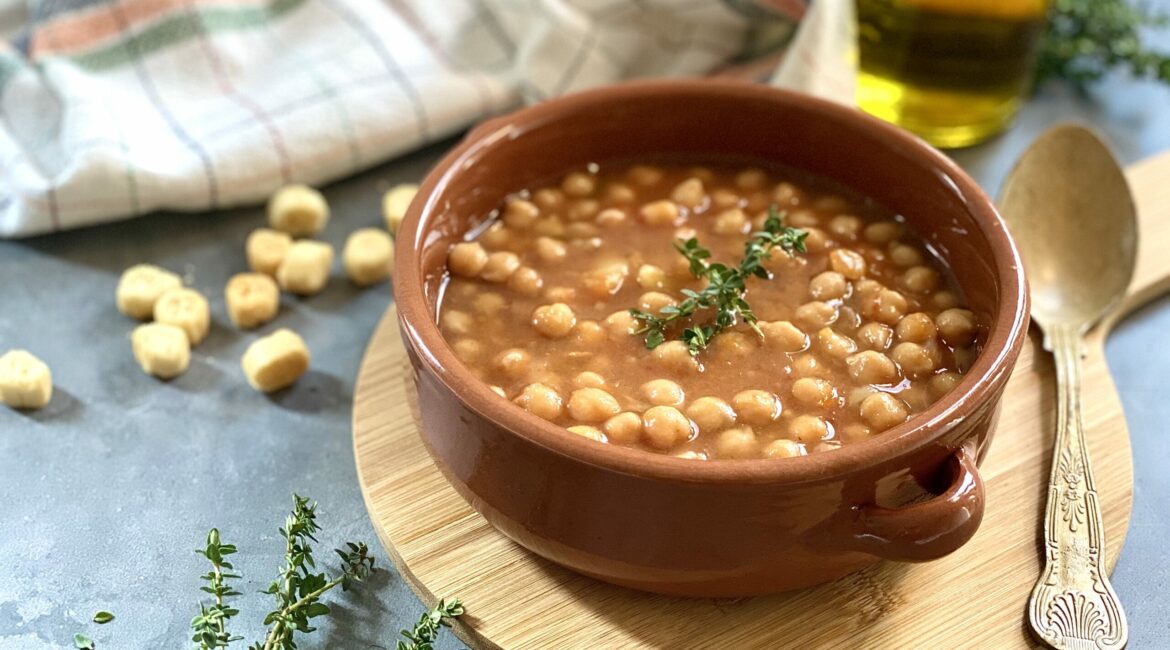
3,68,1170,650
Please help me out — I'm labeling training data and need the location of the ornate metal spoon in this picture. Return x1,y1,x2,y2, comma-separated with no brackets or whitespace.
999,124,1133,650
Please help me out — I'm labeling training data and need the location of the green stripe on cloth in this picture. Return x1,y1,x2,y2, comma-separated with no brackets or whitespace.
72,0,307,71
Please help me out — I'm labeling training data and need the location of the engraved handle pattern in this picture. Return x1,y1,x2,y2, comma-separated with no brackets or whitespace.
1028,325,1128,650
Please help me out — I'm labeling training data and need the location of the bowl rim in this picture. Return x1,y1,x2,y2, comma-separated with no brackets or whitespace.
393,78,1030,486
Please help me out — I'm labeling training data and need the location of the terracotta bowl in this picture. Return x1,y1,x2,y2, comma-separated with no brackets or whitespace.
392,79,1030,597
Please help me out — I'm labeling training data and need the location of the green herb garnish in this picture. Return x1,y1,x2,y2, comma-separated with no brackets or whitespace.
92,611,115,625
73,633,95,649
191,528,242,649
396,598,465,650
1038,0,1170,91
629,205,806,356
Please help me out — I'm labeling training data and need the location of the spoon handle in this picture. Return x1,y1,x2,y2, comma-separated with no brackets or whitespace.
1028,325,1127,649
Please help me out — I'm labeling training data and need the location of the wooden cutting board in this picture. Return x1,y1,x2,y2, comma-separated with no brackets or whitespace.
353,151,1170,649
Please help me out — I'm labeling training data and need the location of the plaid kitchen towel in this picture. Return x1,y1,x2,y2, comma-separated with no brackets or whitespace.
0,0,851,237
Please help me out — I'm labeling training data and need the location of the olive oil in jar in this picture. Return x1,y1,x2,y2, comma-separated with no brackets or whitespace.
856,0,1050,148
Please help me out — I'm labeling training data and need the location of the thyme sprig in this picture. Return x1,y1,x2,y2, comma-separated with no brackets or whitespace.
1037,0,1170,91
629,205,806,355
254,495,375,650
396,598,465,650
192,529,243,649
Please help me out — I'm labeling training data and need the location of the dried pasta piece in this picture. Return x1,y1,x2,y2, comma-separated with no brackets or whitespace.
0,349,52,409
116,264,182,320
241,328,310,393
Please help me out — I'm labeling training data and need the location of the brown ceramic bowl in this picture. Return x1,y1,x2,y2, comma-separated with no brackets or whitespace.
392,79,1029,597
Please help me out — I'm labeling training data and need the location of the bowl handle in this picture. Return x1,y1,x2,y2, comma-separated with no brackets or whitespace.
849,442,985,562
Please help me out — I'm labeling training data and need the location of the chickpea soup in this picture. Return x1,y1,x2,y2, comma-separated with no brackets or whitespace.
436,162,982,460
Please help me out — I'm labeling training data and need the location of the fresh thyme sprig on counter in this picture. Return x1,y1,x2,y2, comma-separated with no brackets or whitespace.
396,598,465,650
629,205,806,356
192,528,243,649
1037,0,1170,91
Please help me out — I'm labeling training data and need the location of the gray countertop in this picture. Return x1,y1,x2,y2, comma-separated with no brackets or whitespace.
4,75,1170,650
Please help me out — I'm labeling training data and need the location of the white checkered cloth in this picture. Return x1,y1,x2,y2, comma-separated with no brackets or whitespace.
0,0,853,237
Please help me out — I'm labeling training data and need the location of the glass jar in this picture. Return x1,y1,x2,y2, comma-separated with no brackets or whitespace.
856,0,1051,148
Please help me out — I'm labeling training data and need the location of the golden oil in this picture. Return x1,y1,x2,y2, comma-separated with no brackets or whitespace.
856,0,1050,148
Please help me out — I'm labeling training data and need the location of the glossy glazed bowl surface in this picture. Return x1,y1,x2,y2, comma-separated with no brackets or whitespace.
392,80,1029,596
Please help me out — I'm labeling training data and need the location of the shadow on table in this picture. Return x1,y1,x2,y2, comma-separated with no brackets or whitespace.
265,370,348,414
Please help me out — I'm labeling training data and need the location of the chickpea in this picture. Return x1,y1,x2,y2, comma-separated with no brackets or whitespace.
640,200,681,226
954,346,978,373
785,209,819,228
641,379,685,406
532,303,576,338
837,306,862,332
489,385,507,398
772,182,801,205
567,425,605,442
900,386,933,411
514,383,563,421
532,217,566,238
863,221,901,245
440,310,472,336
714,208,749,235
571,321,606,347
845,350,900,385
829,248,867,280
564,373,604,392
933,291,960,310
583,261,629,297
480,251,521,283
569,199,601,222
604,183,636,204
866,288,908,325
532,188,564,211
604,310,637,338
802,227,829,252
936,308,978,346
931,371,962,397
544,286,576,303
764,438,805,459
854,278,883,300
653,341,699,373
638,405,693,450
795,301,838,330
480,222,512,249
675,226,698,241
790,414,829,445
817,327,857,359
448,242,488,277
891,342,938,378
847,386,879,409
712,331,755,356
567,387,621,423
685,397,736,434
809,271,848,301
735,168,767,189
859,392,909,430
671,178,706,208
791,377,838,409
815,195,849,212
473,292,506,315
636,264,667,290
503,199,540,230
732,390,780,425
711,189,741,209
839,424,873,444
562,171,596,197
596,208,626,227
602,412,642,444
508,267,544,296
639,291,676,314
494,348,530,378
628,165,664,186
758,320,808,353
452,339,482,362
570,236,603,252
857,322,894,350
792,353,828,378
715,426,759,459
896,312,937,343
901,264,940,294
828,215,862,240
566,223,600,240
889,243,923,267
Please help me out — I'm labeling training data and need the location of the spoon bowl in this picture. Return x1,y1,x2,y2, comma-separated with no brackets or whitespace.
1000,124,1138,337
999,123,1134,650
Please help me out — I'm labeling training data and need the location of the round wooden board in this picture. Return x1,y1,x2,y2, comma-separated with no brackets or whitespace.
354,151,1170,649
